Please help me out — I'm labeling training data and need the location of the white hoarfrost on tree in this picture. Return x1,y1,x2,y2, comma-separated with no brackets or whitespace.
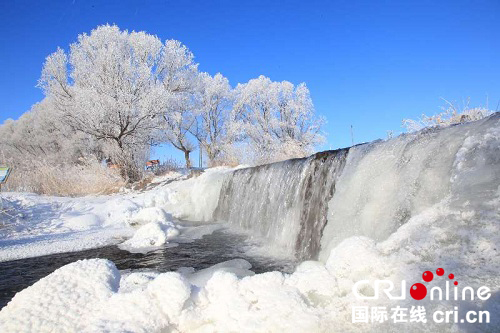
38,25,199,179
234,76,325,164
191,72,235,166
159,40,199,168
162,94,197,169
1,24,328,195
0,98,123,195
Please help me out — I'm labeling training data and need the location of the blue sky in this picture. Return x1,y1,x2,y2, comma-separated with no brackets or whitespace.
1,0,498,162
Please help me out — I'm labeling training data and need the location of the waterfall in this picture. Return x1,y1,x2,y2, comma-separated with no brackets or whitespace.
213,113,500,261
214,149,348,260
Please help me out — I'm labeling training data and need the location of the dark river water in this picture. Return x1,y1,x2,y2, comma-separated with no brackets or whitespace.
0,228,296,309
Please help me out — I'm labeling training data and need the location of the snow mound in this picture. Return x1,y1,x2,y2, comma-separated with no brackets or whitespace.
0,259,120,332
87,272,192,332
128,206,172,226
119,221,180,253
325,236,393,297
63,213,102,231
118,207,181,253
180,270,323,333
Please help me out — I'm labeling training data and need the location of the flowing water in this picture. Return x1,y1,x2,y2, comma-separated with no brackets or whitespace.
0,228,295,309
215,149,348,260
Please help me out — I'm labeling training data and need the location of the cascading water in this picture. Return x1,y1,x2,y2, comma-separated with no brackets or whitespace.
213,113,500,262
214,149,348,260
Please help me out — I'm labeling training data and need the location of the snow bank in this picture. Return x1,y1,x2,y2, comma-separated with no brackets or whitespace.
0,258,324,332
0,227,132,263
150,170,188,184
144,167,236,221
0,194,139,262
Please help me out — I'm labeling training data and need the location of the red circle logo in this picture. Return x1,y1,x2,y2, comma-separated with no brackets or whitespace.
410,283,427,300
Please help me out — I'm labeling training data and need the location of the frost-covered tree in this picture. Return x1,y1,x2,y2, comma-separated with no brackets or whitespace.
38,24,198,179
159,41,199,168
0,98,124,195
0,98,94,162
162,93,197,168
234,76,324,164
191,72,234,165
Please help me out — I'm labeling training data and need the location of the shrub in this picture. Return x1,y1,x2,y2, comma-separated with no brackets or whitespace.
402,99,494,132
2,157,124,196
154,157,183,176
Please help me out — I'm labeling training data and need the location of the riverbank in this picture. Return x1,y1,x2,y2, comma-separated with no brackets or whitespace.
0,167,233,262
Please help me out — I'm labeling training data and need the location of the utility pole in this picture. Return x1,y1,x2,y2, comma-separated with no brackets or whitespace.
199,142,202,168
350,125,354,146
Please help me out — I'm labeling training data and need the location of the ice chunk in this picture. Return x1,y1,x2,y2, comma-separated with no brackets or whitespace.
186,258,255,287
175,223,224,243
119,221,180,253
